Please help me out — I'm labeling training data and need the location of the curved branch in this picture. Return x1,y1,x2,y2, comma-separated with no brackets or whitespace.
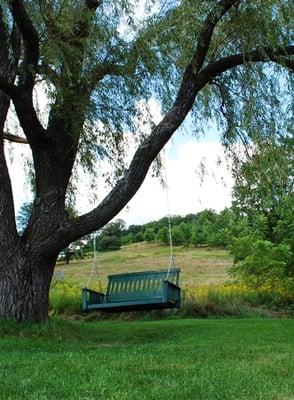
59,44,294,246
199,46,294,81
0,6,21,247
9,0,40,91
87,40,140,89
0,78,20,99
60,66,204,244
192,0,239,73
0,77,48,147
87,0,239,90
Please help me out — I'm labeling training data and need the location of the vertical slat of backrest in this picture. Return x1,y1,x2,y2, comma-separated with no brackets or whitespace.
147,277,151,292
153,278,157,295
156,277,161,296
111,279,118,299
133,279,137,293
135,278,140,294
115,280,119,294
128,279,133,295
138,278,142,292
148,278,152,293
122,280,127,300
151,278,155,292
141,276,146,295
107,280,112,295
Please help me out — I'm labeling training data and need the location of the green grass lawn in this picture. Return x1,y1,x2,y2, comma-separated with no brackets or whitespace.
55,243,233,288
0,318,293,400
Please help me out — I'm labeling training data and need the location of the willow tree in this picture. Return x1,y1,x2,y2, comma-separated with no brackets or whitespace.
0,0,293,321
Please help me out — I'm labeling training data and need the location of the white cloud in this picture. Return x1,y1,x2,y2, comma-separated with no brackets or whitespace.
115,141,233,225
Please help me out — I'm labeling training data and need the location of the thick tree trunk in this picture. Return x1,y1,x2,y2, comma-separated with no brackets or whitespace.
0,248,57,322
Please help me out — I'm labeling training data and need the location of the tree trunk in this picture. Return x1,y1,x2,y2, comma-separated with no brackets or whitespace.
0,248,57,322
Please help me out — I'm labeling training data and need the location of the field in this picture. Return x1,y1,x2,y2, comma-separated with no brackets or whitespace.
54,243,233,288
50,243,293,318
0,318,293,400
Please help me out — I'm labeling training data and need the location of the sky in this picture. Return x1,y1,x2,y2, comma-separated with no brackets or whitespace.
116,139,233,225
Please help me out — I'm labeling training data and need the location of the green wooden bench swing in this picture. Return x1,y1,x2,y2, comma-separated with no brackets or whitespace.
82,157,181,313
82,267,181,312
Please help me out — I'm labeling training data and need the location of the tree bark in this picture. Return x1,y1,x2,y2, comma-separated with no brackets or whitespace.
0,248,57,322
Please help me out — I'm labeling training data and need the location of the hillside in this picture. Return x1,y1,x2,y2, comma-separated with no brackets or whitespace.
54,243,233,289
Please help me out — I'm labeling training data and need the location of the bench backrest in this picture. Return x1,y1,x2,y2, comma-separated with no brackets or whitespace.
106,268,180,303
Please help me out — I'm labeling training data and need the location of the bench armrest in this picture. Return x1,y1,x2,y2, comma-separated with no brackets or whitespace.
165,281,181,308
82,288,105,310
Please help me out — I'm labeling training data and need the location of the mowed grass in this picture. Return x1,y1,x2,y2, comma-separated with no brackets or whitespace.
54,243,232,288
0,318,293,400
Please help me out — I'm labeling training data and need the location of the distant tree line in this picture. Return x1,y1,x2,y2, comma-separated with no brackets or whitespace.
120,209,238,248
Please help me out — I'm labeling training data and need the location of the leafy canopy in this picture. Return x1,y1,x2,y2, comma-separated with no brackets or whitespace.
3,0,293,194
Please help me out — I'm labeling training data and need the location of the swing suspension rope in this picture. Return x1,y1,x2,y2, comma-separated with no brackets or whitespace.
86,232,104,292
86,150,175,288
163,149,175,280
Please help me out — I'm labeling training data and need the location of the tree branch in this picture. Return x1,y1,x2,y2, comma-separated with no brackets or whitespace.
191,0,239,73
0,78,20,99
3,132,28,144
58,70,205,244
87,0,238,90
59,44,294,246
199,46,294,81
9,0,40,91
0,6,20,248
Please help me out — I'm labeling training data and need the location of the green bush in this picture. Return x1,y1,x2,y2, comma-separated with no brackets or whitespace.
97,235,121,251
230,238,293,288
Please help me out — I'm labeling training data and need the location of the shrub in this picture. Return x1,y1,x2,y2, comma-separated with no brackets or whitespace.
97,235,121,251
230,239,293,288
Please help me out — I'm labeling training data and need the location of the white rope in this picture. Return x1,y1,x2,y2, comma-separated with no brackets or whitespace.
162,149,175,280
86,232,104,292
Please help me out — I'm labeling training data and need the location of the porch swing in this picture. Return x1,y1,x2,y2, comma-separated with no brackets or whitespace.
81,152,181,313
